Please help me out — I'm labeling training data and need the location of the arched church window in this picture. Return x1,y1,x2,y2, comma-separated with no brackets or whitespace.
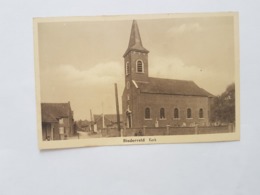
174,108,179,118
199,108,204,118
126,62,130,75
160,108,165,119
136,60,144,73
145,108,151,119
187,108,192,118
127,81,130,89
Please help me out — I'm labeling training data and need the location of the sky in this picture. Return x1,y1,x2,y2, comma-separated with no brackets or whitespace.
37,14,237,120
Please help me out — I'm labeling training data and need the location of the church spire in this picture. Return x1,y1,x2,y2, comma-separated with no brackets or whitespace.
123,20,149,57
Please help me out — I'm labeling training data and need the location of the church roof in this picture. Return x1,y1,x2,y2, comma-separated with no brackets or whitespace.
135,77,214,97
41,102,71,123
123,20,149,57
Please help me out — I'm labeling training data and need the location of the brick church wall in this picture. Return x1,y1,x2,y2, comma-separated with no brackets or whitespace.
132,92,210,128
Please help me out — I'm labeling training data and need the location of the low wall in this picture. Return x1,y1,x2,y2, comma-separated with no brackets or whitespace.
197,125,232,134
101,128,120,137
123,124,234,137
123,128,143,137
169,127,196,135
101,124,234,137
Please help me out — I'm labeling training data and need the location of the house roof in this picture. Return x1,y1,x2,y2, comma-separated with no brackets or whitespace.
41,103,71,123
134,77,214,97
77,120,90,127
94,114,123,123
123,20,149,57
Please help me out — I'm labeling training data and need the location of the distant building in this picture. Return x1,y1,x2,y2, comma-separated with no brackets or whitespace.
94,114,123,130
41,102,74,140
122,20,214,129
76,120,90,132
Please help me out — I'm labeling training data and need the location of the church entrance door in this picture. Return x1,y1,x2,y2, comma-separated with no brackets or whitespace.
126,113,132,128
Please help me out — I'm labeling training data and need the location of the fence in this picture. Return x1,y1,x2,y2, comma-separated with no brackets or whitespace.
101,123,235,137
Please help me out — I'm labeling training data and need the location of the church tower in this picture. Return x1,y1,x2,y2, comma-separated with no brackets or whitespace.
122,20,149,128
123,20,149,84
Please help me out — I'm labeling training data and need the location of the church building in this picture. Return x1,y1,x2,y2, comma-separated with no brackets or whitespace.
122,20,214,129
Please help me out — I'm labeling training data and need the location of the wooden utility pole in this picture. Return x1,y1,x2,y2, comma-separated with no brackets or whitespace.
114,83,121,133
89,109,93,131
90,109,93,122
102,102,105,129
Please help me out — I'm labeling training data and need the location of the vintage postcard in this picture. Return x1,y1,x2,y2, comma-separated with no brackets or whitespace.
34,12,240,150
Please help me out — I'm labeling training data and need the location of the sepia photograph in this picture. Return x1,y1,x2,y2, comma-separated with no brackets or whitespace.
34,12,240,149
